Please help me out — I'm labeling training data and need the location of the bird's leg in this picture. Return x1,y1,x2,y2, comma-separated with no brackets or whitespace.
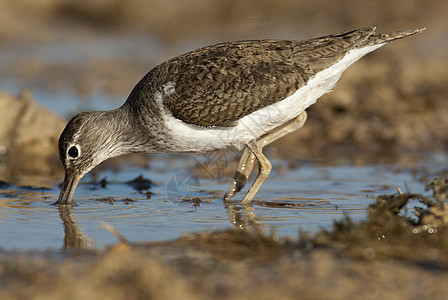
256,111,307,148
239,111,307,204
224,112,308,201
239,140,272,204
224,111,308,202
224,148,256,201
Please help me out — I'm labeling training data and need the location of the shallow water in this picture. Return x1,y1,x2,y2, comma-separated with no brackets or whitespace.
1,152,443,250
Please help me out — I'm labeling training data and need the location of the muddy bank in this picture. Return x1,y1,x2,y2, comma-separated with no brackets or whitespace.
0,0,441,43
1,237,447,300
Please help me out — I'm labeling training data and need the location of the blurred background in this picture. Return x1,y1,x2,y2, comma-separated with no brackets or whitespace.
0,0,447,179
0,3,447,294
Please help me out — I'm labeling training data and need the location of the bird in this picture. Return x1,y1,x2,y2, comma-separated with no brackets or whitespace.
57,26,424,205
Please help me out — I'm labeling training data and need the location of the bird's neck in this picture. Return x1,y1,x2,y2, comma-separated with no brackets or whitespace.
106,102,166,156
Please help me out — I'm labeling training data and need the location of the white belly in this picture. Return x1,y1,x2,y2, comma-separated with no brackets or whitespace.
160,43,384,152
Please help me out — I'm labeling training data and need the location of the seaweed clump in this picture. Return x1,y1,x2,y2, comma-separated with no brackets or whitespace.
309,177,448,265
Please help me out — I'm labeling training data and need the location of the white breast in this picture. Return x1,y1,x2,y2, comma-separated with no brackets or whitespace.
158,43,385,153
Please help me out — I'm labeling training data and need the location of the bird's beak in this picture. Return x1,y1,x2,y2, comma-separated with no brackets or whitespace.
57,172,82,205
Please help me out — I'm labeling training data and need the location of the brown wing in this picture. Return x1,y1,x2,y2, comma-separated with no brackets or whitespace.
130,26,418,127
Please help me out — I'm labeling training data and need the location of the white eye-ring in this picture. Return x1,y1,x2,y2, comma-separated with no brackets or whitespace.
67,144,81,159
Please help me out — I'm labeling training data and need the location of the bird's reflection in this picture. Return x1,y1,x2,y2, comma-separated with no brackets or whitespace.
57,202,264,250
224,200,264,232
57,204,95,249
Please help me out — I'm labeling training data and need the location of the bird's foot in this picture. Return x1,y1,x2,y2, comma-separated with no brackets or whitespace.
224,171,248,201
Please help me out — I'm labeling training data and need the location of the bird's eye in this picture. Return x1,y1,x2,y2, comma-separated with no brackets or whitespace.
68,145,80,158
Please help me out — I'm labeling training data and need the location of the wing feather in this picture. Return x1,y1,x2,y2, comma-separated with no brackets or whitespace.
127,27,421,127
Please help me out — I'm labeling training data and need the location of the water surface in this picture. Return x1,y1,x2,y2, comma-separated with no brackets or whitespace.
1,153,442,250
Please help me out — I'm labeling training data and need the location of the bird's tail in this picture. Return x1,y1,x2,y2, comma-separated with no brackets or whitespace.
368,26,426,45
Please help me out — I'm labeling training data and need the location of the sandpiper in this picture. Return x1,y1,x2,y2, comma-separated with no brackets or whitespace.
57,26,424,205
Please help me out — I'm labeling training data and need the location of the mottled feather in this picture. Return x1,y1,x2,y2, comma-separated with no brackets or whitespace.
126,26,423,127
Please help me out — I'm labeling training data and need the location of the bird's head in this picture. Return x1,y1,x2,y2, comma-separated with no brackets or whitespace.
57,111,125,204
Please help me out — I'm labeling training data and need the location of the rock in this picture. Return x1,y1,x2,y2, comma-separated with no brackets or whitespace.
0,90,66,181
